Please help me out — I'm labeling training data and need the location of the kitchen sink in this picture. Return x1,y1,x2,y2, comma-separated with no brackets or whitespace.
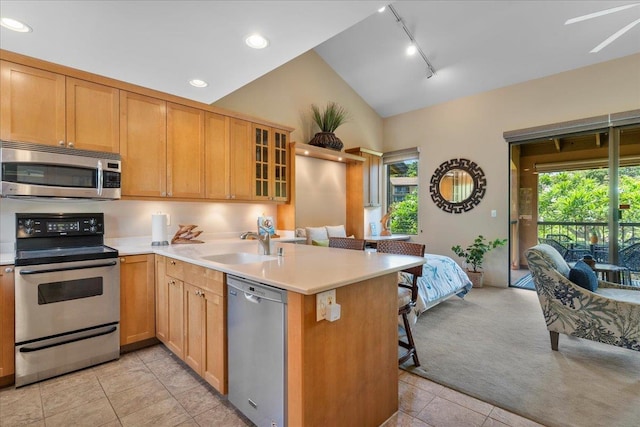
202,252,277,264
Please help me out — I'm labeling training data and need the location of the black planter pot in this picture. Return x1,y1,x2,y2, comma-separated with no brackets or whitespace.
308,132,343,151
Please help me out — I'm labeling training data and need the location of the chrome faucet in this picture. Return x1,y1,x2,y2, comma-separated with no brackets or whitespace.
239,226,271,255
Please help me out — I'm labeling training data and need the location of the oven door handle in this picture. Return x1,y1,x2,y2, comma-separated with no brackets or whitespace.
19,326,118,353
19,260,118,275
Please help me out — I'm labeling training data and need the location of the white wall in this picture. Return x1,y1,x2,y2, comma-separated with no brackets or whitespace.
0,198,276,245
214,50,384,152
294,156,346,228
383,53,640,286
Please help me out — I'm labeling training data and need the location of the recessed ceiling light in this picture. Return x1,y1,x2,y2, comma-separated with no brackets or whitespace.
245,33,269,49
406,44,417,56
189,79,208,88
0,17,32,33
378,6,386,13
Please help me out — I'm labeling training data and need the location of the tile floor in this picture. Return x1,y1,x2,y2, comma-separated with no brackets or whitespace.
0,344,545,427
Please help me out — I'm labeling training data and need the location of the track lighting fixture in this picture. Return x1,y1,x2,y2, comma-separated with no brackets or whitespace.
386,4,436,78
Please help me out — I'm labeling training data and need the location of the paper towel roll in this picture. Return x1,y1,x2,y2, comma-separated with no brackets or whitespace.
151,213,168,246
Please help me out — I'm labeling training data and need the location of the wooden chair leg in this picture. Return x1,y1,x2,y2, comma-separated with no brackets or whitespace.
400,312,420,367
550,331,559,351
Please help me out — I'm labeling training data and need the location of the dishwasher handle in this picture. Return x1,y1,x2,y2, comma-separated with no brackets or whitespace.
244,293,261,304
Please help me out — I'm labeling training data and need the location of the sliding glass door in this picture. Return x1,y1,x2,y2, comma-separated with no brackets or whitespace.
506,111,640,287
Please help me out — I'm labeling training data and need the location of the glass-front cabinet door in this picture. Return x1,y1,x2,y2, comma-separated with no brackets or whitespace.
253,125,270,201
272,129,288,202
252,124,289,202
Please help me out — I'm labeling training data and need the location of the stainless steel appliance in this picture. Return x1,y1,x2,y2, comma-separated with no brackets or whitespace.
227,275,287,427
0,141,121,200
14,213,120,387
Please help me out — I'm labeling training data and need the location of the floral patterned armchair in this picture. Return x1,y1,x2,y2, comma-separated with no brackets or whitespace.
525,244,640,352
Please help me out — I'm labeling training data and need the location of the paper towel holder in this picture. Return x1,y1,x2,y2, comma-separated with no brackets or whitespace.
151,213,169,246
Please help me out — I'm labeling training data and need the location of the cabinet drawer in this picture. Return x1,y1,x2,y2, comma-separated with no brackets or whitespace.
166,258,184,279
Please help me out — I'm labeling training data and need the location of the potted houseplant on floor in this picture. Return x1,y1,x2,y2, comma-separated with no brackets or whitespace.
308,101,350,151
452,235,507,287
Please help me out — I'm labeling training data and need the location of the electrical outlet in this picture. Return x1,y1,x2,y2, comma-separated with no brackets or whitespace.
316,289,336,321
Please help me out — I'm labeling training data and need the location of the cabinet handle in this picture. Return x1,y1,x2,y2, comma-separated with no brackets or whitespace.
161,192,166,196
4,267,13,273
67,141,74,148
120,258,125,262
58,140,65,146
168,192,172,197
170,260,176,265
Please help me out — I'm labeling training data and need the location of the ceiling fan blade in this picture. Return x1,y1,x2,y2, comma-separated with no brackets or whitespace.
591,17,640,52
565,3,639,25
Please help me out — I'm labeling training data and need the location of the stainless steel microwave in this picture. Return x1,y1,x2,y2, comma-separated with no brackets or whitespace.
0,141,121,200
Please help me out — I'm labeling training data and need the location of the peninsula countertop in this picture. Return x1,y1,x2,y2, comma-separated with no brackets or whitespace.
114,237,425,295
1,235,425,295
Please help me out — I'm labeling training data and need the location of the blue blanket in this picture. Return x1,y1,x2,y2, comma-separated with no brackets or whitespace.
399,254,472,323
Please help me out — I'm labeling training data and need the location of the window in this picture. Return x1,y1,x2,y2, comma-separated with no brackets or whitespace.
384,148,420,235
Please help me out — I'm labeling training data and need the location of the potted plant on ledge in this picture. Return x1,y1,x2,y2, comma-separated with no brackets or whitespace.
452,235,507,288
308,101,350,151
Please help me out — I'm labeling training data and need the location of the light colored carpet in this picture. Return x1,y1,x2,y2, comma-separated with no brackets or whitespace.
403,287,640,427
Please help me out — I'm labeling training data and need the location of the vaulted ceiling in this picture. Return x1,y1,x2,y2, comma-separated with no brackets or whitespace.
1,1,639,118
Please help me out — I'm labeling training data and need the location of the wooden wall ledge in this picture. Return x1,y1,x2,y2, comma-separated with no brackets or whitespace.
293,142,364,164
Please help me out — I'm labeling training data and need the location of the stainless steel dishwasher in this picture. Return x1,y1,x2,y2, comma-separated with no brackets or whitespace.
227,275,287,427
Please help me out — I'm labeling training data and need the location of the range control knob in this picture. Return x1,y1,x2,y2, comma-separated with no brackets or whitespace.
89,218,97,225
24,227,34,235
24,219,34,227
89,225,98,233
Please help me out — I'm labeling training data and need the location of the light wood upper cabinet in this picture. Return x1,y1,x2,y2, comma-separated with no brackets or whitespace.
272,129,290,202
120,255,155,346
252,124,290,202
0,61,65,146
345,147,383,207
167,103,205,199
0,62,119,152
66,77,119,153
228,118,253,200
205,112,228,199
0,266,15,382
120,91,167,198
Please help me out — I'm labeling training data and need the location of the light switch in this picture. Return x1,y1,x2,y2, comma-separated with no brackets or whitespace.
491,210,497,218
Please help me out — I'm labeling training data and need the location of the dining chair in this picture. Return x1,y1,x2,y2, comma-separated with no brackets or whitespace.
538,238,591,262
618,243,640,286
376,240,426,366
328,237,366,251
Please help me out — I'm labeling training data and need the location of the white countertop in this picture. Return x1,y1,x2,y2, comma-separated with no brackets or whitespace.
1,234,425,295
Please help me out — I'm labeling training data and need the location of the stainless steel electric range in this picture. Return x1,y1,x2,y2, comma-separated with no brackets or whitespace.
14,212,120,387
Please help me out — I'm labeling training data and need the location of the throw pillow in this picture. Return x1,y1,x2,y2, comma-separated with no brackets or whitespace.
569,260,598,292
312,239,329,247
325,225,347,238
305,226,328,245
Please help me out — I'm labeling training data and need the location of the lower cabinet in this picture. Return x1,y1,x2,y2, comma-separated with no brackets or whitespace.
120,255,156,346
155,255,226,393
0,265,15,384
156,256,184,359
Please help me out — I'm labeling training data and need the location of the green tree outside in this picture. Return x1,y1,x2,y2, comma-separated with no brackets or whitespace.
538,167,640,223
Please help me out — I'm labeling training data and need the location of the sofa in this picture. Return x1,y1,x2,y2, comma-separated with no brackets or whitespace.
295,225,351,246
525,243,640,352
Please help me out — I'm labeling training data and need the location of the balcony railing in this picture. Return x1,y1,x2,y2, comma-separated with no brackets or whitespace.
537,222,640,284
538,221,640,248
